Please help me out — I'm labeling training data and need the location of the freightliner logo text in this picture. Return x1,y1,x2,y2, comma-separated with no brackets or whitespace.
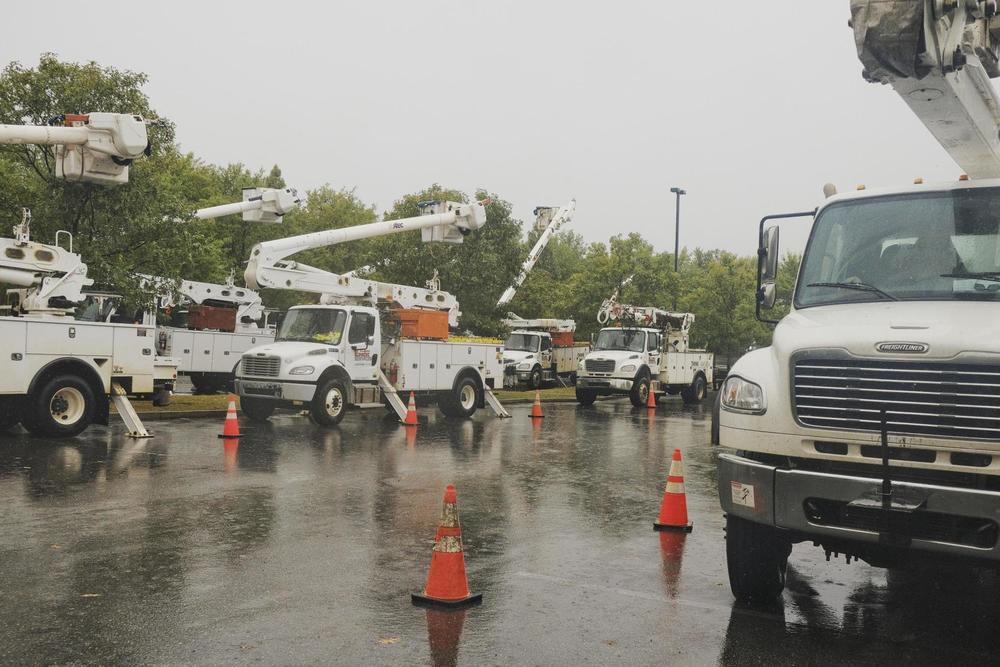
876,342,929,353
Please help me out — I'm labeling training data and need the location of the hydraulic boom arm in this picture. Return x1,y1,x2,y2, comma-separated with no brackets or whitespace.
496,199,575,308
244,199,488,327
0,112,151,185
851,0,1000,178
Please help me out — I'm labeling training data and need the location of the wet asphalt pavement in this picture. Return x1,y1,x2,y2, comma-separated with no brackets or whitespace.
2,398,1000,665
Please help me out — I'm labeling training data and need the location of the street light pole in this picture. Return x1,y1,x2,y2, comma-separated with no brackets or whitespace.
669,186,686,309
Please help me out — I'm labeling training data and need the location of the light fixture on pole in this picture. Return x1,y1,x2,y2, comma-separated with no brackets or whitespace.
669,187,686,309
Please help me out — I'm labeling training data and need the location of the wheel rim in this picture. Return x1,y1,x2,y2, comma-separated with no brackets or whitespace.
459,384,476,411
639,382,649,401
50,387,85,424
325,388,344,417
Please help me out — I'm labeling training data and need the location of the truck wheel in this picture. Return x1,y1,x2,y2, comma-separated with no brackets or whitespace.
441,376,481,418
629,372,650,408
528,366,543,390
311,378,348,426
152,388,172,407
682,375,707,404
25,375,96,438
575,387,597,406
726,514,791,604
711,390,722,445
241,396,275,422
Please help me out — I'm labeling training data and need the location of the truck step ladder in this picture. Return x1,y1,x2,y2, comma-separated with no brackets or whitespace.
111,382,153,438
484,386,511,418
377,370,409,422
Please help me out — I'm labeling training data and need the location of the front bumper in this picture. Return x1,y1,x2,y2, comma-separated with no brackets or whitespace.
235,377,316,403
576,375,632,392
718,451,1000,561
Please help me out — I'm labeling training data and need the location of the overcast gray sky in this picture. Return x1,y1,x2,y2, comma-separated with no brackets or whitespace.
3,1,971,257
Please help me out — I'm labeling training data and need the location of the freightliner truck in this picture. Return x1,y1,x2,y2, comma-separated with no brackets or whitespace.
716,1,1000,603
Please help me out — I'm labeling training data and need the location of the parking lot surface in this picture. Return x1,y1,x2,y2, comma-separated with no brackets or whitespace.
2,399,1000,665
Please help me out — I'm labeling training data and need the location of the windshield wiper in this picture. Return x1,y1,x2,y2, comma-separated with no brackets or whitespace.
807,282,899,301
941,271,1000,283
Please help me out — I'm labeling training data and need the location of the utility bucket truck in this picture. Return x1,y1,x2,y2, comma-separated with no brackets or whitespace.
496,200,590,388
234,199,510,425
0,113,174,438
575,295,712,407
716,2,1000,605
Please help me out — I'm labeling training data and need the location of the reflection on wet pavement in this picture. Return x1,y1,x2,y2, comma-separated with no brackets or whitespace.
0,399,998,664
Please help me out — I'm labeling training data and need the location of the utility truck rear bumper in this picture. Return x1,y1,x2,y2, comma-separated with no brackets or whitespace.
719,452,1000,561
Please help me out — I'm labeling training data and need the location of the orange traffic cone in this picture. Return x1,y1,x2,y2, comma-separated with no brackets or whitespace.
653,448,693,532
530,389,544,419
412,485,482,608
403,391,419,426
646,382,657,409
219,394,240,439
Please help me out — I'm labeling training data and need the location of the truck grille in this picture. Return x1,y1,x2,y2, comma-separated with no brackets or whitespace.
241,355,281,378
585,359,615,373
793,358,1000,441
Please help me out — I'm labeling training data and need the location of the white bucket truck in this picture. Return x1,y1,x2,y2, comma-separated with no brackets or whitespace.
716,2,1000,604
575,297,713,407
234,199,509,425
502,316,588,389
0,113,175,437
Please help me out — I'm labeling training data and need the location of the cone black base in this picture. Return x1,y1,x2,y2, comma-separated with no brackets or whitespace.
654,522,693,533
217,434,240,439
411,592,483,609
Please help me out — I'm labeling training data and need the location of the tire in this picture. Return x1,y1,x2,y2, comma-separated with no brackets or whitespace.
24,374,96,438
528,366,543,390
311,378,349,426
152,388,172,407
711,389,722,445
0,398,21,433
725,514,792,604
682,375,708,404
191,375,222,395
440,375,481,418
575,387,597,406
241,396,276,422
629,372,650,408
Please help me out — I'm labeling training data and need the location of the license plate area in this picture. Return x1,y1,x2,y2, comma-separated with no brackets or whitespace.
244,383,281,398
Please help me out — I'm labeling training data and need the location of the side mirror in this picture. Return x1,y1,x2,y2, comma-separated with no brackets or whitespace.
760,225,780,284
757,225,779,311
758,282,777,310
367,335,375,346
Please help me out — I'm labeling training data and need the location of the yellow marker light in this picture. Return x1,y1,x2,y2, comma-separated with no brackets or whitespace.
959,174,970,181
913,177,923,184
856,184,866,190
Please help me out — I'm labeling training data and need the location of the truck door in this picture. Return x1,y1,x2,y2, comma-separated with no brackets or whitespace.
539,335,553,370
345,311,377,382
647,332,661,375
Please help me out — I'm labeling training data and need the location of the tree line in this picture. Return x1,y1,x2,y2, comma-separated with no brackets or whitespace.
0,55,799,363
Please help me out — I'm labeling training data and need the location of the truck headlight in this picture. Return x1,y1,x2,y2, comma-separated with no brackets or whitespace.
721,376,766,414
289,365,315,376
517,362,532,370
620,364,636,373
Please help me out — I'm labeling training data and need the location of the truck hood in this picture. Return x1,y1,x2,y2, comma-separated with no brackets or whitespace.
503,350,537,364
243,341,335,361
584,350,642,363
775,301,1000,359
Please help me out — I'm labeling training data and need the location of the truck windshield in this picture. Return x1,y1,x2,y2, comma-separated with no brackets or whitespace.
276,308,347,345
797,188,1000,307
505,333,539,352
594,329,646,352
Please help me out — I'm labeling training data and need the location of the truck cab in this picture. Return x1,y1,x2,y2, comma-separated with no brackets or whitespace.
502,330,552,389
576,327,661,406
235,304,380,425
717,181,1000,603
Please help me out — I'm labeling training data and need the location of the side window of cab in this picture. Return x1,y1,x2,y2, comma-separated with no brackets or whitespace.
647,333,659,352
540,337,552,352
349,312,373,345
